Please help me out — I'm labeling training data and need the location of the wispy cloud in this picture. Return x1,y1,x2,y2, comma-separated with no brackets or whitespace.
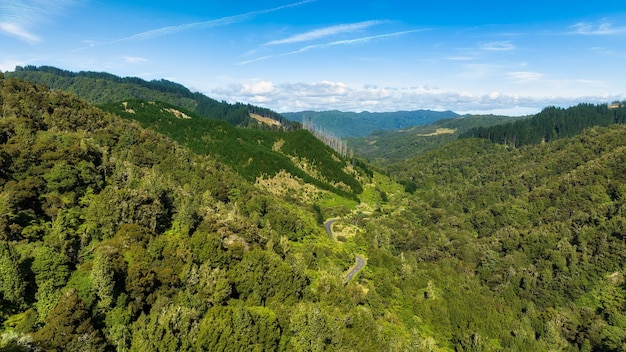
591,46,626,59
108,0,315,44
570,21,626,35
481,41,515,51
0,22,39,42
0,0,79,42
264,20,387,46
507,71,544,82
123,56,149,64
240,29,428,65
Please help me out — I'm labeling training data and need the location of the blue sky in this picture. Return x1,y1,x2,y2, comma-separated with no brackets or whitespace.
2,1,626,115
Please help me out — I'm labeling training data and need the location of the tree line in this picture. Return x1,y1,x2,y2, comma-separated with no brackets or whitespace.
7,66,296,129
460,102,626,147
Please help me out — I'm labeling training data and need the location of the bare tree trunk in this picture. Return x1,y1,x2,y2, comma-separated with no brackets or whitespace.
301,117,351,158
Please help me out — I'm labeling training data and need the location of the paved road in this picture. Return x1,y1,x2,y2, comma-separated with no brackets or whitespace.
345,256,366,281
323,218,365,281
323,218,338,240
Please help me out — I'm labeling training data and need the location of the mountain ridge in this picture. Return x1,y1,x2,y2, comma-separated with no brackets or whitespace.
5,65,295,129
98,99,365,199
282,109,459,137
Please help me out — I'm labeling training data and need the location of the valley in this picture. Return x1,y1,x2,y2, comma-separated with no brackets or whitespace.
0,68,625,351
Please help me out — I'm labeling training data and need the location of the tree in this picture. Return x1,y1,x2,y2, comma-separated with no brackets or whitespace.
0,242,27,310
31,245,70,321
195,306,281,351
288,302,340,351
91,248,116,310
33,288,106,351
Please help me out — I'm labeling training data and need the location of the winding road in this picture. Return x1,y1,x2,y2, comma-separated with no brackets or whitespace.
323,219,366,281
345,256,366,281
324,218,338,241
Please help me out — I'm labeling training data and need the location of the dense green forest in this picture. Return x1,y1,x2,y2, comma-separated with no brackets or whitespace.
459,103,626,147
5,65,294,129
98,100,364,199
1,73,626,351
283,109,458,138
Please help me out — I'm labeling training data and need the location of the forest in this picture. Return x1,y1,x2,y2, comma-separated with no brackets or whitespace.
348,114,522,162
1,71,626,351
459,103,626,147
6,65,295,129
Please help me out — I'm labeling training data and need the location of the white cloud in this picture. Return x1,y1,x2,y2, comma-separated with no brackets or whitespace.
488,91,501,99
570,21,626,35
0,22,39,42
241,80,276,95
209,80,623,115
481,41,515,51
264,20,386,46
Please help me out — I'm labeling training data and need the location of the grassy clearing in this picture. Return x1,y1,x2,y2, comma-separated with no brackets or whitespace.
416,128,456,136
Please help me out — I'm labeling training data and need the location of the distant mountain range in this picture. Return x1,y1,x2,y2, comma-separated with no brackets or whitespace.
282,109,459,137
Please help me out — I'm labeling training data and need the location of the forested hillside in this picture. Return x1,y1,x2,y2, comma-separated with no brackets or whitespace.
460,103,626,147
1,73,626,351
0,74,393,351
375,125,626,350
98,100,364,198
5,65,294,128
348,114,522,162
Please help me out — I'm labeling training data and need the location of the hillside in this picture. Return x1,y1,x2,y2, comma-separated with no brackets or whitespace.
366,124,626,351
0,73,390,351
348,114,523,162
1,73,626,351
282,109,459,138
98,99,364,198
5,65,295,129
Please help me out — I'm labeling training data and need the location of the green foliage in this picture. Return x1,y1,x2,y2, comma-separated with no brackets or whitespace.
32,288,105,351
195,306,281,351
2,71,626,351
7,65,295,128
460,103,626,147
129,297,200,352
232,249,307,306
99,99,362,197
349,113,523,162
0,242,27,310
